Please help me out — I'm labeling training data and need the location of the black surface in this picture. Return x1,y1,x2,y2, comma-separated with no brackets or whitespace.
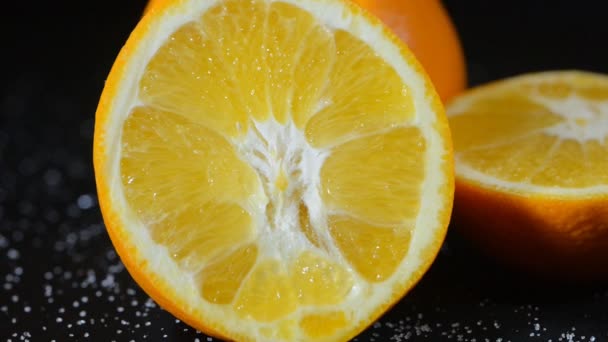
2,0,608,341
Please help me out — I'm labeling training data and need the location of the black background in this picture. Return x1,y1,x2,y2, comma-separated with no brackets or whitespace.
1,0,608,341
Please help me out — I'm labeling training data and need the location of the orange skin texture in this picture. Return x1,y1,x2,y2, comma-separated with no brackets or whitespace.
453,178,608,281
96,0,455,340
353,0,467,102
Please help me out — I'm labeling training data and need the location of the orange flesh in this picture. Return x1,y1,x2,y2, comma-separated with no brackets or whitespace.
353,0,466,102
450,80,608,188
119,0,426,330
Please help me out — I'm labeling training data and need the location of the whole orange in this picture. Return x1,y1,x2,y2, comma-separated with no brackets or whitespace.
144,0,467,102
352,0,467,102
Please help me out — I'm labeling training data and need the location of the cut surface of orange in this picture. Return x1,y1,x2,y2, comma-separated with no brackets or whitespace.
94,0,454,340
145,0,468,103
447,71,608,279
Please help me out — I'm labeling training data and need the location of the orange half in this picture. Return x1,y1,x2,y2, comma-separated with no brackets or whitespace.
94,0,454,340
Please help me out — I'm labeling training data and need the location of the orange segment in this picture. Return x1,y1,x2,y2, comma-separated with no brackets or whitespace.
449,93,561,151
160,203,253,271
458,133,559,183
120,107,260,203
321,127,425,224
447,70,608,280
198,244,258,304
234,252,353,320
305,30,414,148
140,22,254,137
265,2,317,124
530,139,588,187
292,251,353,305
329,216,412,282
291,25,335,128
120,107,258,271
585,141,608,184
234,259,297,322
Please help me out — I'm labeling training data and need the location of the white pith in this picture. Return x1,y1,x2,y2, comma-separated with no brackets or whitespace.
237,118,335,260
98,0,451,340
448,71,608,196
535,95,608,142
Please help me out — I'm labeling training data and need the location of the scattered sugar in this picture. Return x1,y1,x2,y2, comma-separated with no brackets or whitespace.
77,194,95,210
7,248,20,260
2,150,606,342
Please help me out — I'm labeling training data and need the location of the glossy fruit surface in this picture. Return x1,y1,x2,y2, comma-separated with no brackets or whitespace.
145,0,468,102
95,0,454,340
447,70,608,280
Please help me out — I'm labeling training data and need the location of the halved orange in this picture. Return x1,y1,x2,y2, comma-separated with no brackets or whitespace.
447,71,608,280
94,0,454,340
